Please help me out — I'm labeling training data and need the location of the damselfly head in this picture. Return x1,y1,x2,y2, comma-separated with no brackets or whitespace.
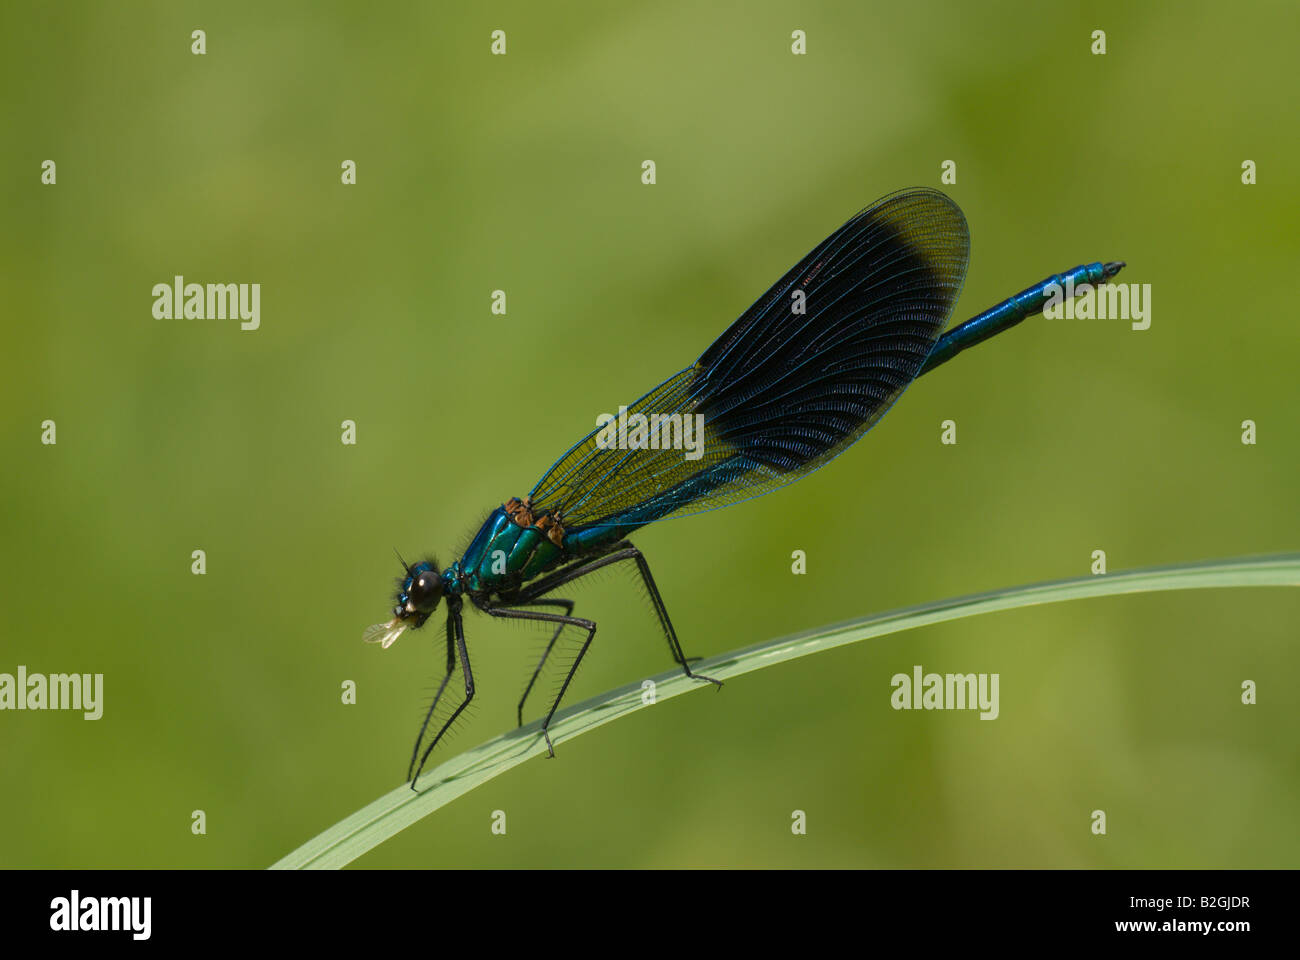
362,558,443,648
392,559,443,625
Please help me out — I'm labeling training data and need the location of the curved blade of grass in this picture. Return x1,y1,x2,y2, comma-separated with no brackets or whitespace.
271,552,1300,869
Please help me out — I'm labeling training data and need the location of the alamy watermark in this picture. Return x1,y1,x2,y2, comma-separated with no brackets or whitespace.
1044,275,1151,330
0,666,102,719
594,405,705,461
152,275,260,330
891,664,999,719
50,891,150,940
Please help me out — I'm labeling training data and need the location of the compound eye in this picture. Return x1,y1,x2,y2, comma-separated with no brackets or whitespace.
409,571,443,609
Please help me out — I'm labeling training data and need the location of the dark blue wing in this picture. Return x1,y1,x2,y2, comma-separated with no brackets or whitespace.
529,187,970,529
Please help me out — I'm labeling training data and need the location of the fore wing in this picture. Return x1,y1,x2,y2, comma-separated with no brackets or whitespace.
529,188,970,529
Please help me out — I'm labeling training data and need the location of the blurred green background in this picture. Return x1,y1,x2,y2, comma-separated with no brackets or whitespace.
3,0,1297,869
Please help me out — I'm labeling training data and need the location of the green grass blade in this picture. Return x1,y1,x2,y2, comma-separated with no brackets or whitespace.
271,552,1300,869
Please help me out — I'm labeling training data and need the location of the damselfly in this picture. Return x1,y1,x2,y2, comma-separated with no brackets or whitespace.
365,187,1124,787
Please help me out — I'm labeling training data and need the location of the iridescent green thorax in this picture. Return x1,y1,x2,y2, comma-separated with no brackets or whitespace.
457,499,569,594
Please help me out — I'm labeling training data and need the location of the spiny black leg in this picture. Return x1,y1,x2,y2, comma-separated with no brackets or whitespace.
410,597,475,789
483,605,596,757
511,597,575,728
626,544,721,686
517,542,722,689
406,613,458,782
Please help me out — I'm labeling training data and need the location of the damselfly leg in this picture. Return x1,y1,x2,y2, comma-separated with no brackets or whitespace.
409,596,474,789
493,541,722,759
